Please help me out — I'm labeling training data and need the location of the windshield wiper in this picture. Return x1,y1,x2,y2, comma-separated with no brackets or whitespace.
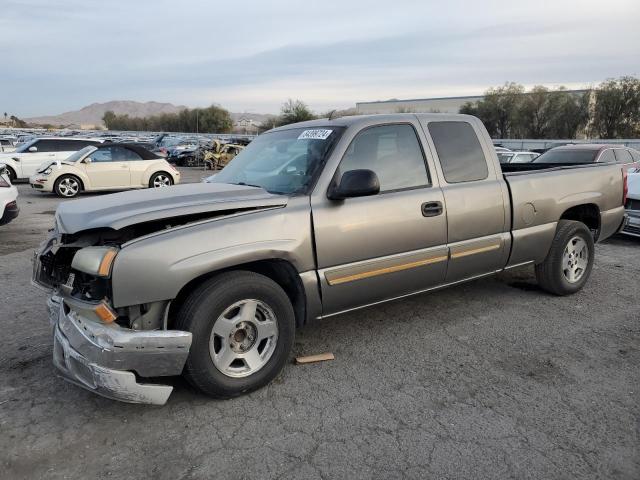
233,181,263,189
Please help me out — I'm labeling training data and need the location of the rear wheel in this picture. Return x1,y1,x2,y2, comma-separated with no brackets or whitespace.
54,175,81,198
535,220,594,295
149,171,173,188
175,271,295,398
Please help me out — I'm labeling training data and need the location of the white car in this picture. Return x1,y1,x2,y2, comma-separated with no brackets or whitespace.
0,164,19,226
0,137,16,153
0,137,103,182
622,172,640,238
29,143,181,197
497,151,540,164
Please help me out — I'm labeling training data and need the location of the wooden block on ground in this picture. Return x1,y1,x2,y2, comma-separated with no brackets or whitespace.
295,352,335,364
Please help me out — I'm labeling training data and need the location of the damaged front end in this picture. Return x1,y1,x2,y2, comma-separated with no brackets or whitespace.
33,221,192,405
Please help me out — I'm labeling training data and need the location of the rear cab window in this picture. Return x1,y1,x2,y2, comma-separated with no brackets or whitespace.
427,121,488,183
613,149,633,164
598,149,616,163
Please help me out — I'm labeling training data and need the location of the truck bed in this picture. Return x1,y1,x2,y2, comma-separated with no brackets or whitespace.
501,161,626,267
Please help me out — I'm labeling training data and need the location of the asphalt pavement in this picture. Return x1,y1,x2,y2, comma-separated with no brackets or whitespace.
1,168,638,479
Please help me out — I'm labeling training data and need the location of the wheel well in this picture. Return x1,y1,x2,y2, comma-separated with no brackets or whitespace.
5,165,16,179
168,259,307,329
560,204,600,239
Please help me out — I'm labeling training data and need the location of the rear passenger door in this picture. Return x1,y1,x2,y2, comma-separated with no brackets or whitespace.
420,120,510,283
311,122,448,315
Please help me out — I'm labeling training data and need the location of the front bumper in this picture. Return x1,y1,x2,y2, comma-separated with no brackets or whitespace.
621,210,640,237
49,295,192,405
29,174,53,192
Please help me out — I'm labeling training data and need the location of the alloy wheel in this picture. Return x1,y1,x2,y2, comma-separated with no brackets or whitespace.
58,177,79,197
153,174,171,188
209,299,278,378
562,235,589,283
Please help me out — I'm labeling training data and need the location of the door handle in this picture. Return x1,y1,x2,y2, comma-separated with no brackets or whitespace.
121,164,128,168
421,201,443,217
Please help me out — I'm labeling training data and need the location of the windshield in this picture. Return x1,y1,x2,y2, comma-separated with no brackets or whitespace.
66,145,96,162
497,153,514,163
533,149,598,164
15,139,38,153
211,126,345,195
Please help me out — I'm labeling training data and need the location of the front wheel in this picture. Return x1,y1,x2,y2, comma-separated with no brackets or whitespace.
535,220,595,295
149,171,173,188
54,175,81,198
175,271,295,398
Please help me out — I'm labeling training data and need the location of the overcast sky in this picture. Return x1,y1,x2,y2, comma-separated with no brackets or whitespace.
2,0,639,117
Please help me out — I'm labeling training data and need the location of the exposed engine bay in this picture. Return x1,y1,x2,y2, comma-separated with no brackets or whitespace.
34,208,265,330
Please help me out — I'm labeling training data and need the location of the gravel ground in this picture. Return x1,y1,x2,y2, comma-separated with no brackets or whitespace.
1,169,638,479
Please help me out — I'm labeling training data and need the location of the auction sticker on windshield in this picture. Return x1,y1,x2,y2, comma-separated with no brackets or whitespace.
298,129,333,140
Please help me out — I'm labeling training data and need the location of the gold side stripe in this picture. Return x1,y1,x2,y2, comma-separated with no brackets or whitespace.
327,255,448,285
450,243,501,259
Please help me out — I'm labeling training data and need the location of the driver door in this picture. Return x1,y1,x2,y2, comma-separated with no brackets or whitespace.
83,146,130,188
311,123,448,315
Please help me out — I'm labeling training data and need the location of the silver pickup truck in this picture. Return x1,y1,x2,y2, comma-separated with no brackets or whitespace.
33,114,631,405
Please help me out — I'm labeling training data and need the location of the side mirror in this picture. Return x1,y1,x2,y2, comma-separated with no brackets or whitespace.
28,146,38,152
328,169,380,200
84,157,92,164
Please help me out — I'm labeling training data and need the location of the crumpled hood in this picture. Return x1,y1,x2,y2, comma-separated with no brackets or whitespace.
55,182,288,234
36,160,74,173
627,172,640,200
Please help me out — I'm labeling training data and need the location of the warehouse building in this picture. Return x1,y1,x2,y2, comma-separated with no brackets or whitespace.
356,90,588,115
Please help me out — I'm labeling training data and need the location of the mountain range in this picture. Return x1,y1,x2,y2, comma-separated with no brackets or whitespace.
24,101,272,127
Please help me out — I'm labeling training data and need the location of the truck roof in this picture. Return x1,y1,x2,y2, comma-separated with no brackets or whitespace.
269,113,478,132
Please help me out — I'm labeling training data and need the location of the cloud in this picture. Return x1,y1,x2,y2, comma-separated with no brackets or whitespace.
2,0,639,116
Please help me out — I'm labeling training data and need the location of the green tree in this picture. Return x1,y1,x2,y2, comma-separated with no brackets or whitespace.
101,105,233,133
102,110,117,129
516,86,555,138
592,76,640,138
461,83,525,138
275,99,316,127
548,89,591,139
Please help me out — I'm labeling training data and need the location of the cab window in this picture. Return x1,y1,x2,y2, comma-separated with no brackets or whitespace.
339,124,429,192
428,121,488,183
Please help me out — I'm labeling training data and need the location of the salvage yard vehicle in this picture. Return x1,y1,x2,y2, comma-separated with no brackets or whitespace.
0,137,104,182
29,143,181,197
532,144,640,165
622,171,640,237
32,113,631,405
0,137,17,153
0,164,19,225
497,151,540,164
203,141,245,170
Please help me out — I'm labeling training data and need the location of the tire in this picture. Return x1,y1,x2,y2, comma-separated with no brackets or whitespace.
175,271,295,399
54,174,82,198
4,166,16,184
535,220,595,295
149,171,173,188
